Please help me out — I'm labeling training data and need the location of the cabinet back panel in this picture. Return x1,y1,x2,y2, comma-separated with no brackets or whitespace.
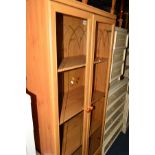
60,112,83,155
89,127,102,155
92,62,108,93
56,13,87,67
58,68,85,99
58,68,85,122
94,23,112,59
90,98,104,135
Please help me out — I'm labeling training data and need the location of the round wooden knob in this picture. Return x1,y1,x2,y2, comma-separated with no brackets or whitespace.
86,106,94,113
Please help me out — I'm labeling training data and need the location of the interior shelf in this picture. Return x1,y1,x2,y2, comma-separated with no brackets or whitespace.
94,57,108,64
58,55,86,72
60,86,84,125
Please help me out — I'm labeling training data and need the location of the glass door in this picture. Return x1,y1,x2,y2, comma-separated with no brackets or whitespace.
50,2,92,155
88,15,115,155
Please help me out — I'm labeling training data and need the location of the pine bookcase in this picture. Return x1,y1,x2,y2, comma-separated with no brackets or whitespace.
27,0,116,154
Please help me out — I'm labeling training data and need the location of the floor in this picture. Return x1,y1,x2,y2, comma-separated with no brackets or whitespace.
106,128,129,155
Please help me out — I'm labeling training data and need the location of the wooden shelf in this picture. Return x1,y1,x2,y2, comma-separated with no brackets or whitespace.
58,55,86,72
94,57,108,64
92,90,105,103
60,86,84,125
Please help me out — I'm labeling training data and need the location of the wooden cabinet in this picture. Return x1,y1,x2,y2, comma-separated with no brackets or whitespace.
26,0,116,155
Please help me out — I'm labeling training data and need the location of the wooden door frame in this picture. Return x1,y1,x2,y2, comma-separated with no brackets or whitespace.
87,14,116,154
49,1,93,154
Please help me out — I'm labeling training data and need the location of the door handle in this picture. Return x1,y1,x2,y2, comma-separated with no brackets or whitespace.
85,105,95,113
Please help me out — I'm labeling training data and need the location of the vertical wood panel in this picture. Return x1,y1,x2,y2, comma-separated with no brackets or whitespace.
26,0,57,154
82,0,88,4
101,23,116,148
82,14,96,155
93,15,116,152
49,7,60,155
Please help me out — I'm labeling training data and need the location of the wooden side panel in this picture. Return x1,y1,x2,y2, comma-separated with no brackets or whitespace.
26,0,59,154
27,1,116,155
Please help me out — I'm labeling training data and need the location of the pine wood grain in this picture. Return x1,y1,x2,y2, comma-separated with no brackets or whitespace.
61,112,83,155
90,98,104,136
27,0,60,154
92,90,105,103
60,86,84,125
94,57,108,65
52,0,116,20
58,55,86,72
89,127,102,155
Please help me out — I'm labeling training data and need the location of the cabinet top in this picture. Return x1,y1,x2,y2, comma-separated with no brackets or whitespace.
52,0,116,20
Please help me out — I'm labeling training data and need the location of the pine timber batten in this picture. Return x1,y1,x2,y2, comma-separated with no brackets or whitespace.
99,23,116,151
51,0,116,20
110,0,116,14
82,0,88,4
85,15,96,155
49,4,60,155
81,16,93,155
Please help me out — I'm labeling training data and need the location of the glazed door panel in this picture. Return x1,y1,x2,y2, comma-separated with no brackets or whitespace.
50,1,93,155
88,15,115,155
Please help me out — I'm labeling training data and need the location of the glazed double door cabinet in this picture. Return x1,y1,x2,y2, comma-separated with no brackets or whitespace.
26,0,116,155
